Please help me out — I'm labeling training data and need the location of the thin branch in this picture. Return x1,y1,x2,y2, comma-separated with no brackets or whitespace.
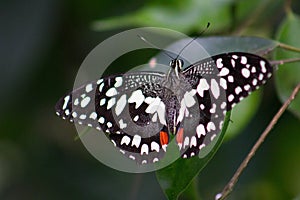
270,57,300,66
216,83,300,200
278,43,300,53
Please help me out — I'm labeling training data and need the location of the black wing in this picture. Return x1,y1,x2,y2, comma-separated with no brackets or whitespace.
55,72,181,164
178,52,273,158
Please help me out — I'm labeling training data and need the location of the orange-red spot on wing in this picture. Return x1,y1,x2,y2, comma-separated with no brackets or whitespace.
176,128,184,144
160,131,169,146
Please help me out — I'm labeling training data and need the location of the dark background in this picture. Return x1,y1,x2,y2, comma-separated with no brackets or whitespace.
0,0,300,199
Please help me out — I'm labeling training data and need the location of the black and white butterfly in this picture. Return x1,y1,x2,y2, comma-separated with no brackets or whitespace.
55,48,273,164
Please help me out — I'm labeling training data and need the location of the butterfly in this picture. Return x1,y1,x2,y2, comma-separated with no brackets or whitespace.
55,44,273,165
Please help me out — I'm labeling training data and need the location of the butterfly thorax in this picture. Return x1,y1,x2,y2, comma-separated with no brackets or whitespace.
168,59,183,78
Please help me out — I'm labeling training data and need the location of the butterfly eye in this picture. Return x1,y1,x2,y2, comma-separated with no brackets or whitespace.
169,60,175,68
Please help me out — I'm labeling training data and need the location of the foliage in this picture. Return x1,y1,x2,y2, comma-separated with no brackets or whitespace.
1,0,300,200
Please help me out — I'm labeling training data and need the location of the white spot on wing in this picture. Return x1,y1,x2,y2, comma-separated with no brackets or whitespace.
252,79,258,86
190,136,197,147
97,79,103,84
207,122,216,132
220,102,226,109
200,104,205,110
132,135,141,148
210,103,216,114
145,97,166,125
196,124,206,138
114,77,123,88
129,155,135,160
228,94,234,102
74,98,79,106
141,144,149,155
211,134,216,141
98,117,104,124
99,98,106,106
242,68,250,78
62,95,70,110
89,112,97,120
260,60,267,73
72,112,78,118
216,58,223,68
85,84,93,93
183,90,196,107
151,141,160,152
128,89,145,109
211,79,220,99
235,86,242,95
220,78,227,90
121,135,131,145
183,137,189,149
219,67,229,76
107,98,116,109
133,115,139,122
142,160,147,164
232,55,238,59
99,83,104,92
115,94,127,116
65,109,70,115
231,59,235,68
119,119,127,129
107,121,112,128
241,56,247,64
81,96,91,108
197,78,209,97
228,75,234,82
106,87,118,97
199,144,205,150
244,84,251,91
79,114,86,120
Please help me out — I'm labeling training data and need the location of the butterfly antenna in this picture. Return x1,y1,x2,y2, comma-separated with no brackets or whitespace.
137,34,175,60
175,22,210,60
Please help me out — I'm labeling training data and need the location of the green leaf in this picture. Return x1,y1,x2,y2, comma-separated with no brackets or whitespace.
225,89,261,140
92,0,234,33
156,112,231,200
275,11,300,118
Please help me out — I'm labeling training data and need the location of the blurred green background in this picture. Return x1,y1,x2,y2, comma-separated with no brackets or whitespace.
1,0,300,199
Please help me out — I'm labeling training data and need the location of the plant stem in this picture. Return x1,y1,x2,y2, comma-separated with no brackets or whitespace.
270,57,300,66
216,83,300,200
